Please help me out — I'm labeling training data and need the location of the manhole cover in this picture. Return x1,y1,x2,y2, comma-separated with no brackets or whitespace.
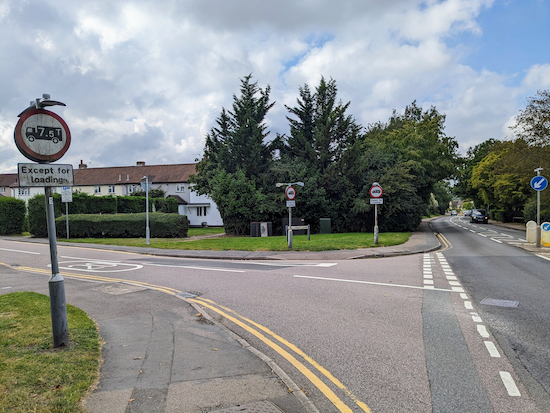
480,298,519,308
209,400,284,413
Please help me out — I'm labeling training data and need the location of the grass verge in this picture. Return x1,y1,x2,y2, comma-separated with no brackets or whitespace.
0,292,101,413
59,232,411,252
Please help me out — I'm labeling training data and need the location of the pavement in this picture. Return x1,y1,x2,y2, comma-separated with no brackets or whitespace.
1,217,548,413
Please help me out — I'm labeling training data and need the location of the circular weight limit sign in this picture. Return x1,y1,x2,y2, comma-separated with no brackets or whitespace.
286,186,296,200
370,185,383,198
14,109,71,162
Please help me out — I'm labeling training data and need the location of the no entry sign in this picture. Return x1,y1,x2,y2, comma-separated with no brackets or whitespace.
14,109,71,163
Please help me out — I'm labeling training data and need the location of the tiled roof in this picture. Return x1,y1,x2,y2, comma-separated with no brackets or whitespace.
73,163,197,186
0,174,18,188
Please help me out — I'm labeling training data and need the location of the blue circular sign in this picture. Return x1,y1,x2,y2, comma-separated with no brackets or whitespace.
531,176,548,191
542,222,550,232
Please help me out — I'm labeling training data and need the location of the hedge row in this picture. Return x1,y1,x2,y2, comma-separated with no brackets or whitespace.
0,197,26,235
28,193,178,237
55,213,188,238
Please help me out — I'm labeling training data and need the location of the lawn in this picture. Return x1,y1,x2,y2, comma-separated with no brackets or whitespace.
0,292,101,413
59,231,411,252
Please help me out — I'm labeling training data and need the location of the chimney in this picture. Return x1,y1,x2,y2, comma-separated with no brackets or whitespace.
136,161,145,166
79,160,87,169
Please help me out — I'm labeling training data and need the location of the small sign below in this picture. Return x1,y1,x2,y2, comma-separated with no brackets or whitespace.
62,187,73,203
18,163,73,187
370,198,383,204
286,200,296,208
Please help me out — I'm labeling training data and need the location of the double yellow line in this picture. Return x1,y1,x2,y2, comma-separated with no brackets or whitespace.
436,232,452,251
190,297,371,413
2,262,370,412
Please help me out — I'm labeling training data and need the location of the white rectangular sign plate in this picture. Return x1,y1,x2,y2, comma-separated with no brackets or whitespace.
18,163,74,187
286,200,296,207
62,187,73,203
370,198,383,204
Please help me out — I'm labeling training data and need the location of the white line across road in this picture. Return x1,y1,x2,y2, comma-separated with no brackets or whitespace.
145,263,245,273
293,275,454,292
0,248,40,255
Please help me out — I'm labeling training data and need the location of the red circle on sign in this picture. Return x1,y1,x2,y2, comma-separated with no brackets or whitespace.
286,186,296,200
14,109,71,163
370,185,383,198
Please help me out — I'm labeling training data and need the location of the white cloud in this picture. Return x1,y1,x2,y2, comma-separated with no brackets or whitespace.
0,0,548,173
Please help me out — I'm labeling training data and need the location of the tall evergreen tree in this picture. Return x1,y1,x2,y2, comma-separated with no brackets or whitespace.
191,75,277,235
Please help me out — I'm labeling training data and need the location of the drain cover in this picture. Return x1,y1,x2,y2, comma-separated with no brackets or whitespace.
209,400,284,413
480,298,519,308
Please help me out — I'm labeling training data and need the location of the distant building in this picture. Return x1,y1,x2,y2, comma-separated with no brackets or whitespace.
1,161,223,227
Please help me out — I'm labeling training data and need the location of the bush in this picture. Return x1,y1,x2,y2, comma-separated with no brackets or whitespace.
524,200,550,223
28,194,64,238
153,197,178,213
69,192,117,214
55,213,188,238
0,197,26,235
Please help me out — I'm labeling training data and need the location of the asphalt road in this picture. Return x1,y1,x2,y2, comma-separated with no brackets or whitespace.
1,224,548,412
432,216,550,411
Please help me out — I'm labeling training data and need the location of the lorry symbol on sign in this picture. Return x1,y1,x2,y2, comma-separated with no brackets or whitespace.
26,126,63,144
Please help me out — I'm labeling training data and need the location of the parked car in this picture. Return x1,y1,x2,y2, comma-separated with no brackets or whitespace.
470,209,488,224
463,210,472,216
451,210,458,215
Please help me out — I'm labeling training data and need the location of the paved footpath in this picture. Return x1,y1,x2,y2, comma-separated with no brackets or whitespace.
1,217,548,412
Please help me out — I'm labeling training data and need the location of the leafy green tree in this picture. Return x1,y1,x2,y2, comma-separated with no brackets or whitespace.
454,139,500,207
511,90,550,146
190,75,277,235
432,181,453,214
354,103,459,231
278,77,362,231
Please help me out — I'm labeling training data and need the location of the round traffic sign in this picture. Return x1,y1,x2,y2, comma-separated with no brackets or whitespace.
530,176,548,191
542,222,550,232
14,109,71,162
286,186,296,200
370,185,383,198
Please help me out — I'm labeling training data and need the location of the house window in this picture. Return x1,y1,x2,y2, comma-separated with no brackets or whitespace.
197,207,207,216
176,184,185,193
18,188,30,195
128,184,136,194
108,185,116,194
0,187,5,194
94,186,101,194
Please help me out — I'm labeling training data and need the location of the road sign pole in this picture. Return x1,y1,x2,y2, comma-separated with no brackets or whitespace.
375,205,379,244
534,168,544,248
288,205,293,249
44,186,69,348
65,202,69,240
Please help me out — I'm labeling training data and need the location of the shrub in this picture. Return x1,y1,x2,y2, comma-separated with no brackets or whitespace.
0,197,26,235
28,194,64,238
55,213,188,238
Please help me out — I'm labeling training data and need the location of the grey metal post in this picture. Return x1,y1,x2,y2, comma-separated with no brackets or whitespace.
374,204,379,245
44,186,69,348
288,206,293,249
144,176,150,245
65,201,69,240
535,168,542,248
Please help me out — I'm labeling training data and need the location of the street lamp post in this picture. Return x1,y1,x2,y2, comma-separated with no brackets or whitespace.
142,176,150,245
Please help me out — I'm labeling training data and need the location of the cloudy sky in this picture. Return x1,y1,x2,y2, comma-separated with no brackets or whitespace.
1,0,549,173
